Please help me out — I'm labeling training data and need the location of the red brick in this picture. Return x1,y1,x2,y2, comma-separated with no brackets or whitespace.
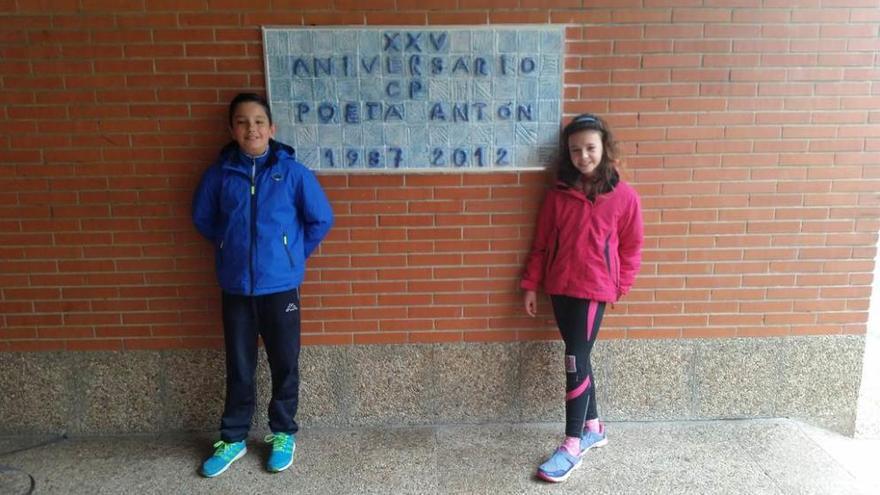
353,333,408,345
609,8,670,23
489,11,550,24
790,41,848,57
704,22,762,38
549,11,612,24
703,54,761,67
409,331,463,344
820,24,876,38
300,334,351,346
672,8,731,23
640,25,693,41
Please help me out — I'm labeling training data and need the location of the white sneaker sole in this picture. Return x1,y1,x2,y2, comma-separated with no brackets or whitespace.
537,458,583,483
268,445,296,473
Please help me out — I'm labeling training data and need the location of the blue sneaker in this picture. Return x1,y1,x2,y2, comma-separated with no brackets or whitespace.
200,440,246,478
580,423,608,452
265,432,296,473
537,447,582,483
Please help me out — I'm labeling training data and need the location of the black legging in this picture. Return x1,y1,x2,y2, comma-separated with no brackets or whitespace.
550,295,606,438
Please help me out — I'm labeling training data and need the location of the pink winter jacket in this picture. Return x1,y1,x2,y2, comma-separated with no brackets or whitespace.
521,179,644,303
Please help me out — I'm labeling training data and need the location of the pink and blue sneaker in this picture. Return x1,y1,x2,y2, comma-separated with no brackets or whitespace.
537,424,608,483
580,422,608,452
536,446,583,482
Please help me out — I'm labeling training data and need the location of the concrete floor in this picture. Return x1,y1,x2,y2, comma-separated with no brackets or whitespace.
1,419,878,495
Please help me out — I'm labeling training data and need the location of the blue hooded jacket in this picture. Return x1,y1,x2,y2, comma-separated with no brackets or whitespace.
192,139,333,296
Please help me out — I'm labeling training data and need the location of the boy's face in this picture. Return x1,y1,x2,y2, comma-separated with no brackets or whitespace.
230,101,276,157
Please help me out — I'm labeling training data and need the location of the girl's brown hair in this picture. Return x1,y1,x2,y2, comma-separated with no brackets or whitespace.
555,113,621,200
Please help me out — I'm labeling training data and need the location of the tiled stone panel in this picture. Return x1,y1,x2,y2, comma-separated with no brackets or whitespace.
264,27,563,171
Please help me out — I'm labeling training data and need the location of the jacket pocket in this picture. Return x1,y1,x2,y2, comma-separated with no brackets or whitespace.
282,232,295,269
604,234,620,294
544,229,561,279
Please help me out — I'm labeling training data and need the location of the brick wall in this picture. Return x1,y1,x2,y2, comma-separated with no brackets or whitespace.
1,1,878,352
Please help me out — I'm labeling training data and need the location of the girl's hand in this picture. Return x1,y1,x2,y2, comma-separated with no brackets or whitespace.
523,290,538,317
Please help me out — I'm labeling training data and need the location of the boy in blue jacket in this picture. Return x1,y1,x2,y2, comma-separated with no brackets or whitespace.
192,92,333,477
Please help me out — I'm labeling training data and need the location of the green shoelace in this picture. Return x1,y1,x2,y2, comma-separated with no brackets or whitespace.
212,440,242,460
264,433,293,453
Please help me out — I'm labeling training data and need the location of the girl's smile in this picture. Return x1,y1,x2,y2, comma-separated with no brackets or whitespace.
568,129,603,177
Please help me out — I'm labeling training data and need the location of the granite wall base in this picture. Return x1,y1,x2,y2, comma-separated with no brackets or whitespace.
0,336,865,436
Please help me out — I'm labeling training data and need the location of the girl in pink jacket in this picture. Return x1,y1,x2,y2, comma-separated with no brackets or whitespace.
521,113,644,483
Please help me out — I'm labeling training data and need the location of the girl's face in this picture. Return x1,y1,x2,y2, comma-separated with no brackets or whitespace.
229,101,276,156
568,129,604,177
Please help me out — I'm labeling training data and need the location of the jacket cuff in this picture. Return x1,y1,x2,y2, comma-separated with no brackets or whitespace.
520,280,538,291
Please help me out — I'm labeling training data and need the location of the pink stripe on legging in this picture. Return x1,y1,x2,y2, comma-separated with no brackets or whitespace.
565,375,591,401
586,300,598,341
565,300,599,402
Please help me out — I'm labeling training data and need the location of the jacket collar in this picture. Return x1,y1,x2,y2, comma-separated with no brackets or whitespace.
554,173,622,204
219,139,295,172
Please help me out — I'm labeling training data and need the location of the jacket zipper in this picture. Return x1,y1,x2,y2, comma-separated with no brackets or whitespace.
249,158,257,295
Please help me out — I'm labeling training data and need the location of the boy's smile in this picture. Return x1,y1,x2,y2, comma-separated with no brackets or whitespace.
230,101,276,157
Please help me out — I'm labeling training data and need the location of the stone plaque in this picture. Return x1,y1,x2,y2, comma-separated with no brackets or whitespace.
263,26,563,171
